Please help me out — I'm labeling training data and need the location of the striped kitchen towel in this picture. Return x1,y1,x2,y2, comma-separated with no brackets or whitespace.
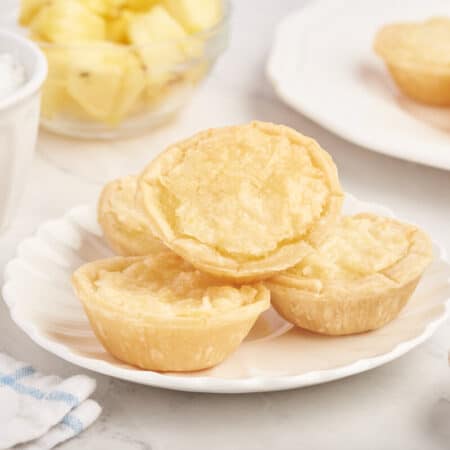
0,353,101,449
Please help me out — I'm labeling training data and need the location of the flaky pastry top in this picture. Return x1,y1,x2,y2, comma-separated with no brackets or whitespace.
270,213,433,290
138,121,343,278
291,214,411,281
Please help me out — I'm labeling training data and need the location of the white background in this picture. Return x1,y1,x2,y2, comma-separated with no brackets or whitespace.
0,1,449,449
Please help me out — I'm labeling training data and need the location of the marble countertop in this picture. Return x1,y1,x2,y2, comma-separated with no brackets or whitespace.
1,1,449,449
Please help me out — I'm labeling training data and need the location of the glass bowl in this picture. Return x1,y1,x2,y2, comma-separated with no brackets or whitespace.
38,3,229,140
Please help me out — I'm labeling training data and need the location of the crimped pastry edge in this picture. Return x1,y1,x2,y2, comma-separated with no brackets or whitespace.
98,176,167,257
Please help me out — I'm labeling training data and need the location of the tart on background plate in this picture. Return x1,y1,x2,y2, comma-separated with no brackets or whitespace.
72,251,270,372
374,17,450,106
138,121,343,281
266,213,433,335
266,0,450,171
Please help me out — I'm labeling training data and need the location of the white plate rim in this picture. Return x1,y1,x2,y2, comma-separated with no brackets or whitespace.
266,0,450,172
2,202,450,393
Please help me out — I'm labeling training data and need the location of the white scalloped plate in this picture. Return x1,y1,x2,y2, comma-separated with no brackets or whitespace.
267,0,450,171
3,194,450,393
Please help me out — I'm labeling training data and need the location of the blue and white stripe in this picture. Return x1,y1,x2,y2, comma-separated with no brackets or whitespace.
0,366,81,409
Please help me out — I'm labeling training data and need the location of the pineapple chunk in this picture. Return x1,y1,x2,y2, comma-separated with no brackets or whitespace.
30,0,106,43
67,44,145,123
40,46,77,118
42,79,92,120
67,46,124,121
129,5,198,85
129,5,186,46
113,51,146,120
80,0,126,18
42,46,72,81
19,0,50,26
106,9,135,43
41,47,87,119
125,0,157,11
184,60,208,84
163,0,222,33
41,80,67,118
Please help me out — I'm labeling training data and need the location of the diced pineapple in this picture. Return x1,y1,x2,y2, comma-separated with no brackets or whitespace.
113,51,146,121
42,46,72,81
146,72,193,113
41,80,67,118
163,0,222,33
19,0,50,26
80,0,126,18
184,60,208,84
66,44,145,123
106,9,135,43
30,0,106,43
129,5,186,46
146,84,167,107
125,0,157,11
129,5,198,85
67,46,123,121
41,48,88,119
39,46,71,117
146,76,178,108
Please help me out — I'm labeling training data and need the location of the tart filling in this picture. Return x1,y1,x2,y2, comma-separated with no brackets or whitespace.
138,121,343,280
91,252,267,317
291,214,411,282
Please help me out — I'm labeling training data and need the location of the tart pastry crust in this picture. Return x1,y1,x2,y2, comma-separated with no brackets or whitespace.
374,17,450,106
98,176,166,256
72,251,270,371
137,121,343,281
266,213,433,335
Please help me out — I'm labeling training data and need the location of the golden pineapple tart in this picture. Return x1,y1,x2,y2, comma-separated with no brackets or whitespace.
138,121,344,281
266,214,432,335
19,0,223,123
374,17,450,106
72,251,270,371
70,121,436,372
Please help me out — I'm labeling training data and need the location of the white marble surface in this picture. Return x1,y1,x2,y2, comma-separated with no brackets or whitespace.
1,1,450,449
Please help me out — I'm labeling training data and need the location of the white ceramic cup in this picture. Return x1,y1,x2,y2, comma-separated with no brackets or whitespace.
0,29,47,231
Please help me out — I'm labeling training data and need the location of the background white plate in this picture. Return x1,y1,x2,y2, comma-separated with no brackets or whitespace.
267,0,450,171
3,194,450,393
